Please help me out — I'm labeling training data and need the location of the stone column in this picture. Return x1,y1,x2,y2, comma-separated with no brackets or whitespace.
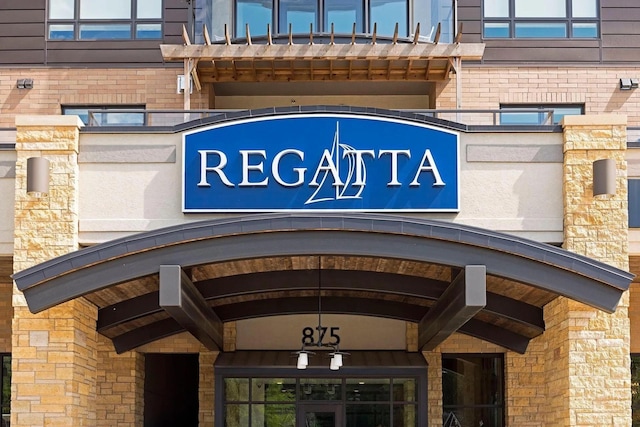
546,115,630,426
96,335,144,426
12,116,99,426
199,352,216,425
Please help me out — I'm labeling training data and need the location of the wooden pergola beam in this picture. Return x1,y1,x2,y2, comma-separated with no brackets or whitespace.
160,42,485,62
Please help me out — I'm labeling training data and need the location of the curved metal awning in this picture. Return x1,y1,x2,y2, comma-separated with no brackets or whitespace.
12,213,633,354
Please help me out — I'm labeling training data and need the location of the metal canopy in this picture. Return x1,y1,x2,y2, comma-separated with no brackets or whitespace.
418,266,487,351
12,213,635,354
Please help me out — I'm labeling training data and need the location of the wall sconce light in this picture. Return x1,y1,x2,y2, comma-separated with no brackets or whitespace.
593,158,616,197
16,79,34,89
620,78,639,90
176,74,192,94
26,157,50,196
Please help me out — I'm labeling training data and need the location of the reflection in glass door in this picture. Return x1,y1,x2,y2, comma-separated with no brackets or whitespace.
299,404,342,427
218,376,423,426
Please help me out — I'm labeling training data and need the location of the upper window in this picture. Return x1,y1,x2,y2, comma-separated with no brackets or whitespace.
48,0,162,40
483,0,599,39
204,0,454,42
629,181,640,228
500,104,584,125
62,105,146,126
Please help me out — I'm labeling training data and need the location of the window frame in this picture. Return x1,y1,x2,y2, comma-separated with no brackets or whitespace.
499,104,585,125
61,105,147,126
0,354,10,426
232,0,414,38
629,181,640,228
47,0,163,40
631,354,640,426
482,0,599,39
442,353,505,427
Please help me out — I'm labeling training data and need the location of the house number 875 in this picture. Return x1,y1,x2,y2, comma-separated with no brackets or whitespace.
301,326,340,346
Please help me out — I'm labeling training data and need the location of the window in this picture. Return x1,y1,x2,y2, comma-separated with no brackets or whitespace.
202,0,455,42
483,0,598,39
499,104,584,125
632,355,640,426
442,354,504,427
48,0,162,40
629,181,640,228
221,376,420,426
1,354,10,426
62,105,146,126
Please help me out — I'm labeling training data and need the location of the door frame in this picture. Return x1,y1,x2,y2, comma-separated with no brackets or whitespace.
214,357,428,426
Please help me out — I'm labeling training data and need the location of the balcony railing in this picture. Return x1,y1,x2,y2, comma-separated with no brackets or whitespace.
83,108,560,129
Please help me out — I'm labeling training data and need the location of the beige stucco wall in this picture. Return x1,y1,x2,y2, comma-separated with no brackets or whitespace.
75,129,565,245
236,315,406,350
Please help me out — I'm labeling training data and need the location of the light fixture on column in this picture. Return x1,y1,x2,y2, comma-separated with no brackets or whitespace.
593,158,616,197
294,257,348,370
26,157,50,196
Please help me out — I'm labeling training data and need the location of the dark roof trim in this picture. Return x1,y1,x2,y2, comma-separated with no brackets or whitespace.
13,213,634,314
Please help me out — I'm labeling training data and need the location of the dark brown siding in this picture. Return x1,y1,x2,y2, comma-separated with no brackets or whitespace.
468,0,640,65
0,0,188,66
0,0,46,65
601,1,640,63
165,0,190,45
457,0,481,43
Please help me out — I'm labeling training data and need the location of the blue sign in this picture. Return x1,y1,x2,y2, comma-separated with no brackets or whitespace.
183,114,459,212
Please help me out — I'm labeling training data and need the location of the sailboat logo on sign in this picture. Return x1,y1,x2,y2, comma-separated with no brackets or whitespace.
305,122,367,205
182,114,460,212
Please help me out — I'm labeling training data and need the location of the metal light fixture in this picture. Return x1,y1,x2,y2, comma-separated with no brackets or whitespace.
296,350,310,369
16,79,34,89
294,258,348,370
593,159,616,197
620,78,639,90
26,157,50,196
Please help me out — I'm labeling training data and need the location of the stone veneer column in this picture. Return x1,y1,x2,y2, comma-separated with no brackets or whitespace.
96,335,144,426
199,352,216,425
547,115,630,426
12,116,99,426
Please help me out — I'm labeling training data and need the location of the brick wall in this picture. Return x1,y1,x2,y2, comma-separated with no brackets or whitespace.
438,67,640,125
0,68,210,127
4,66,640,128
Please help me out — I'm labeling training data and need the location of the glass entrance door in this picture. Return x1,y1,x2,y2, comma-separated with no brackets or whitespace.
298,404,342,427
